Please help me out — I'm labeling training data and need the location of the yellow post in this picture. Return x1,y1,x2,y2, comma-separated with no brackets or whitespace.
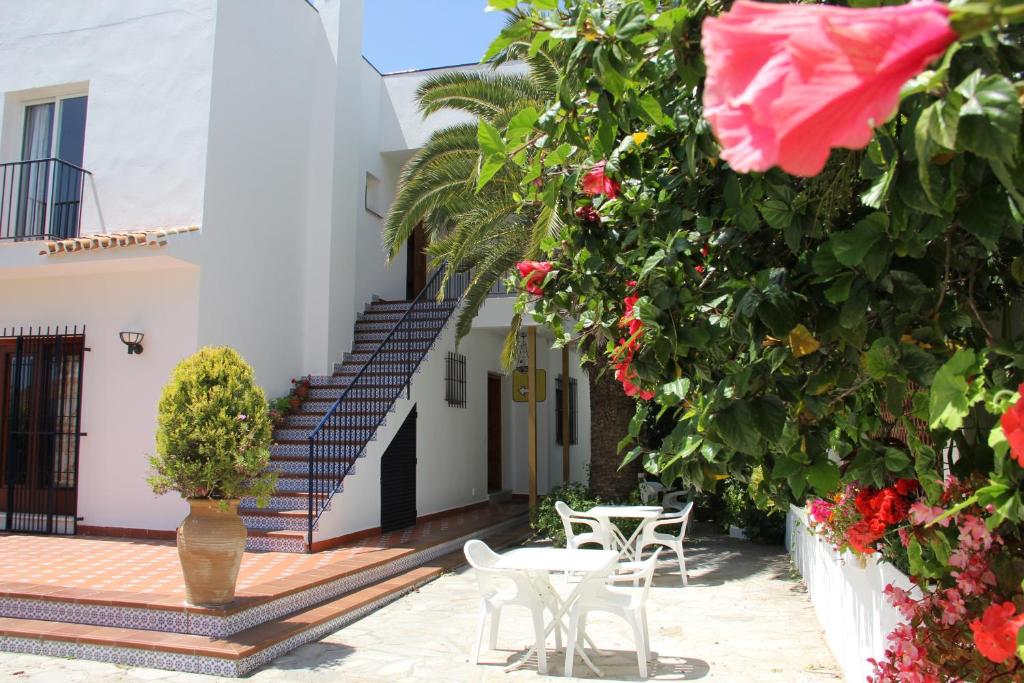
561,346,570,483
527,326,538,513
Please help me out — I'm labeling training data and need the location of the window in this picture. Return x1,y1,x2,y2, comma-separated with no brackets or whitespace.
555,375,578,445
445,352,467,408
364,172,383,217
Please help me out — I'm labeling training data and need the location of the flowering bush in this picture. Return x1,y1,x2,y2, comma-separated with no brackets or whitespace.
482,0,1024,674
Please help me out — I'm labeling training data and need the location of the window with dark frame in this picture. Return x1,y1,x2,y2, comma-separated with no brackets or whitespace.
445,352,467,408
555,374,578,445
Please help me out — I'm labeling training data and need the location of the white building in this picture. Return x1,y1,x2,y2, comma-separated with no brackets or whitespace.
0,0,590,552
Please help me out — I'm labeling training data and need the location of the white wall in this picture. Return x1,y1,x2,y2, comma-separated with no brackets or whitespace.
0,265,200,531
787,506,915,683
0,0,216,233
196,0,336,396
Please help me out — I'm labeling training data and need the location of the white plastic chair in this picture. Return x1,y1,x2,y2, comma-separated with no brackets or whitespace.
633,501,694,586
565,549,662,679
463,540,559,673
638,475,665,505
661,490,689,512
554,500,614,551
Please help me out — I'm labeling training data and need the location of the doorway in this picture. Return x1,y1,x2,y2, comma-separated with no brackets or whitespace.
487,374,502,492
0,328,85,535
18,95,88,239
405,223,428,299
380,406,417,533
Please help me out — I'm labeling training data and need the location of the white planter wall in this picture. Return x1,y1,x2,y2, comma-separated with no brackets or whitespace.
787,506,916,683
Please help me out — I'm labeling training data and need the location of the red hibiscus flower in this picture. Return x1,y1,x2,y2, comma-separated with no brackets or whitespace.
516,261,553,296
701,0,957,176
1000,383,1024,468
614,349,654,401
970,602,1024,664
581,161,621,199
893,478,919,498
574,205,601,224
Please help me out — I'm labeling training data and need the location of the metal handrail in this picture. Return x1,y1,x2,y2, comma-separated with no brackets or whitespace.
305,265,470,548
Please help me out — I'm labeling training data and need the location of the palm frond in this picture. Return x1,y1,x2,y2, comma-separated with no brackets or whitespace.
416,71,543,121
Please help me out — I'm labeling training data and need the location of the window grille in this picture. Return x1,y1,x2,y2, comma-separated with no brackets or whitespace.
555,375,578,445
445,352,467,408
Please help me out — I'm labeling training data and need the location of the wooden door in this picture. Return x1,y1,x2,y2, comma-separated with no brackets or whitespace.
487,374,502,492
406,223,428,299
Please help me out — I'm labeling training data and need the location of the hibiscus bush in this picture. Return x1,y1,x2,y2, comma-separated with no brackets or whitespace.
482,0,1024,675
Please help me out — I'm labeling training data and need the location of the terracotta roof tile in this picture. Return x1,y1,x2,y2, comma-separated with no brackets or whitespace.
39,226,199,256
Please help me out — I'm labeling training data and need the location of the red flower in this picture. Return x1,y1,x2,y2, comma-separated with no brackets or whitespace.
893,478,919,497
574,205,601,224
872,488,909,525
847,517,887,554
621,293,642,339
614,344,654,401
516,261,553,296
701,0,956,176
1000,383,1024,468
581,161,621,199
970,602,1024,664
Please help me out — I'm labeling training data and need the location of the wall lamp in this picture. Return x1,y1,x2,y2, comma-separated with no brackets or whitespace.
119,331,144,355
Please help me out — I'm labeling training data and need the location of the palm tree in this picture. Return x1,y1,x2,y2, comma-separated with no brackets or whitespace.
382,44,642,498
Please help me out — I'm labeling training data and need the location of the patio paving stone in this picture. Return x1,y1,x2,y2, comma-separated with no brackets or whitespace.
0,529,842,681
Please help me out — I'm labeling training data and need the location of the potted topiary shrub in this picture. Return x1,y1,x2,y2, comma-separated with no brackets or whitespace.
148,347,276,606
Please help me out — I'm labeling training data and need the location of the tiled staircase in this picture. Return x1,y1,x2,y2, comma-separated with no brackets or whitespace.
239,288,463,553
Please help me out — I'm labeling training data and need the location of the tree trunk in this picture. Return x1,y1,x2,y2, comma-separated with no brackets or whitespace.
587,363,642,498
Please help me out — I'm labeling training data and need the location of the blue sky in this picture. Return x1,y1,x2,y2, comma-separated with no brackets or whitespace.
363,1,507,73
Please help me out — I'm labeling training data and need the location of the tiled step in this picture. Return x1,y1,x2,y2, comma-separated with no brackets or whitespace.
0,511,530,676
271,442,363,458
283,412,385,428
241,492,325,512
244,530,307,553
239,509,311,532
307,386,403,400
353,329,439,342
0,527,527,676
272,425,375,442
266,457,357,475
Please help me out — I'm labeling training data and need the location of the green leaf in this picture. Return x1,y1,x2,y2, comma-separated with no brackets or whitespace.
807,460,840,495
506,107,539,145
825,273,855,304
759,199,794,230
477,155,505,192
883,448,912,473
955,70,1021,163
713,401,763,455
928,349,984,430
477,119,506,158
830,213,886,267
839,281,870,329
750,395,786,442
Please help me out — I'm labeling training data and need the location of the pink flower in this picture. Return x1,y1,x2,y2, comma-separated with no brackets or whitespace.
958,514,993,552
1000,383,1024,468
516,261,554,296
581,161,621,199
938,588,966,626
970,602,1024,664
908,501,950,528
809,498,834,525
701,0,957,176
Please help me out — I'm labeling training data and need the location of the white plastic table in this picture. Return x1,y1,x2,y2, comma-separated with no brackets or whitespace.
495,548,617,675
585,505,664,560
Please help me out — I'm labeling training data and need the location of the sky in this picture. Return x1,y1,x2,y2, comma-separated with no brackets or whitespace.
363,0,508,73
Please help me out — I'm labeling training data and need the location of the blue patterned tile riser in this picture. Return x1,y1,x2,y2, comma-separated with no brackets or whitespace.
239,514,311,532
240,495,326,511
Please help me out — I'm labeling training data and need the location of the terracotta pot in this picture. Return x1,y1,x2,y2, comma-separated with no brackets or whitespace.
177,499,246,606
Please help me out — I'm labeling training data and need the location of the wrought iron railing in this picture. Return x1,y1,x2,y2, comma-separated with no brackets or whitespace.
0,159,90,241
306,266,470,547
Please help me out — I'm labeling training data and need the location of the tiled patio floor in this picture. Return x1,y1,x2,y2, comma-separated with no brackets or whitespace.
0,530,842,682
0,503,526,614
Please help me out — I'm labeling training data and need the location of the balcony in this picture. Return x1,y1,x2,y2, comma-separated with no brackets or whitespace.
0,158,90,242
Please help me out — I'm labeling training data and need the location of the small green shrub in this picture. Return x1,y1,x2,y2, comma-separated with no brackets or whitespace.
533,482,643,547
148,347,276,505
719,478,786,545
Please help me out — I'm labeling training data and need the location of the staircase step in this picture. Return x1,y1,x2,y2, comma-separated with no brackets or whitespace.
240,509,312,532
307,386,403,400
273,425,374,442
0,516,529,676
244,529,308,553
241,492,326,512
267,458,356,475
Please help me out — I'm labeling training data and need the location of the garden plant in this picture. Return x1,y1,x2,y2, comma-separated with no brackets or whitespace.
480,0,1024,677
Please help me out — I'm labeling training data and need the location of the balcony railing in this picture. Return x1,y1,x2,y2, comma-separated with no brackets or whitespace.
0,158,90,241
